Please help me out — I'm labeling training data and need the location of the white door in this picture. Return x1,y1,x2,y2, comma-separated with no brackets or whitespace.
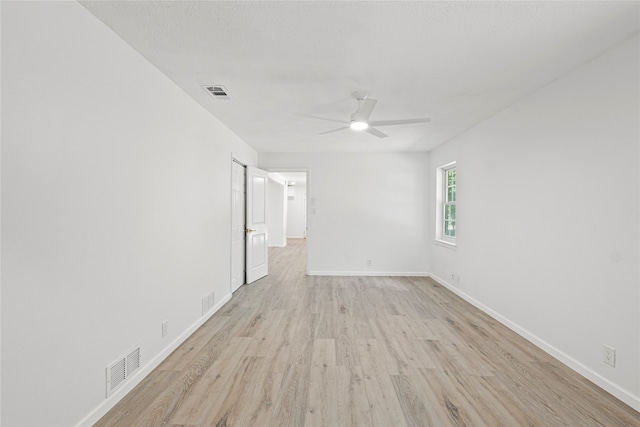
231,161,246,292
246,166,269,283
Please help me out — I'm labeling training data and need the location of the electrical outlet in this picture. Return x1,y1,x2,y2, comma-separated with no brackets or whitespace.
367,259,372,267
451,272,456,280
603,345,615,367
162,320,168,338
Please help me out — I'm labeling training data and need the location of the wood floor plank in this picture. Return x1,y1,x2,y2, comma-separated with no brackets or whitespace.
412,368,487,427
336,365,373,427
95,239,640,427
369,317,413,375
357,339,408,427
262,310,299,373
336,315,363,367
93,370,183,427
166,337,253,425
465,374,543,427
493,368,571,426
310,338,336,369
535,361,640,426
304,366,338,427
231,370,282,427
243,309,286,357
270,364,311,427
286,314,317,366
391,374,439,426
193,356,268,427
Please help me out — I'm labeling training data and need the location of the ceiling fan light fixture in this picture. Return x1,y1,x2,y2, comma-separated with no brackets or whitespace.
350,121,368,130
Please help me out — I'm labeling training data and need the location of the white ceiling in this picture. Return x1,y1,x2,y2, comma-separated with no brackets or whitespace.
81,1,639,153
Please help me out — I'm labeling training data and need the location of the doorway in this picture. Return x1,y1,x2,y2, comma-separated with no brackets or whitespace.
265,170,309,273
230,160,245,292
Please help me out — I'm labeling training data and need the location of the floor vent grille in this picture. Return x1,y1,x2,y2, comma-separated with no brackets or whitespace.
106,346,141,398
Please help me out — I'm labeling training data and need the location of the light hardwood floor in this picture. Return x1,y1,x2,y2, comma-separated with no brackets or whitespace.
96,239,639,426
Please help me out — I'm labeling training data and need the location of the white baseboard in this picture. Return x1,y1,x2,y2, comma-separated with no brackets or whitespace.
75,292,233,427
76,272,639,424
308,271,429,277
428,273,640,412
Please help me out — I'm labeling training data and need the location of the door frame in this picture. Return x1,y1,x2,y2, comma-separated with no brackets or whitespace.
264,168,310,276
230,157,247,293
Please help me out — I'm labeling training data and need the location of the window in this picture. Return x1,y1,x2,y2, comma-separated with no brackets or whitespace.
443,167,456,238
436,162,456,246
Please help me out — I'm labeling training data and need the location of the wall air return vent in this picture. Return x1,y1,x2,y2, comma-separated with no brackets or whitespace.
106,346,141,398
203,85,231,100
202,291,215,316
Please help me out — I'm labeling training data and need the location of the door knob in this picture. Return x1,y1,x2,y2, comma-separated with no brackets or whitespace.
246,228,255,233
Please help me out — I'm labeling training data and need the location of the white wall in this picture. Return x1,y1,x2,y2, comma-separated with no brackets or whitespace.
428,34,639,409
286,184,306,238
3,3,636,424
259,152,430,275
267,174,287,247
1,2,257,426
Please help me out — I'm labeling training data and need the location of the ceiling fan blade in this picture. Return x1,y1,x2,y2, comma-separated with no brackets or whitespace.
365,127,388,138
301,114,349,124
319,126,350,135
355,98,378,121
369,118,431,126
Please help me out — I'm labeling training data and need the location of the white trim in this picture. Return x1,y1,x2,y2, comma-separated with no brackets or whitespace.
435,161,457,245
434,239,457,250
268,243,288,248
438,161,457,170
260,167,311,276
231,154,247,294
77,270,640,424
308,271,429,277
427,273,640,412
75,292,233,427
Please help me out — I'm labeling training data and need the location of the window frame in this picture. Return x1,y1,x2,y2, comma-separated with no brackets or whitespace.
435,161,457,248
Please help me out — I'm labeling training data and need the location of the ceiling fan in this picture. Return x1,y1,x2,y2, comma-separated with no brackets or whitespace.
315,93,431,138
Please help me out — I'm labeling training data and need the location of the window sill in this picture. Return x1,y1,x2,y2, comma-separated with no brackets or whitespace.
435,239,457,250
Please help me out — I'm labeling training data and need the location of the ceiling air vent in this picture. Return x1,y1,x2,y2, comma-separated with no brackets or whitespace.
203,85,231,100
